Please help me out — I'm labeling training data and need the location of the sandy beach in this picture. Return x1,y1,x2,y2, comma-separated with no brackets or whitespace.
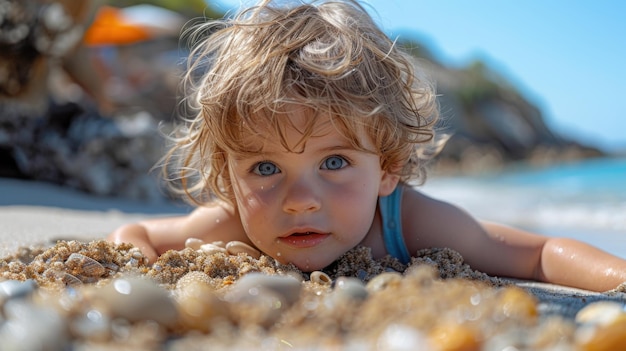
0,177,189,258
2,177,626,349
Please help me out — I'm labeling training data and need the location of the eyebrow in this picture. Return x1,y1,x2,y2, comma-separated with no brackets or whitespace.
232,143,361,160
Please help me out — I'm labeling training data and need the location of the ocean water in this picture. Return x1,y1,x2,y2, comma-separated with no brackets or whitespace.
419,157,626,258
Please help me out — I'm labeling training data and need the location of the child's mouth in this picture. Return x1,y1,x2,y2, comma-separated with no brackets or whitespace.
279,232,329,248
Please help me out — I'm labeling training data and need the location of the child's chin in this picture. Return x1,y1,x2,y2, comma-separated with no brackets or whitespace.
287,257,334,273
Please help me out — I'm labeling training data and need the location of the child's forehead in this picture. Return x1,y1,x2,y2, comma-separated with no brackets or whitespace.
244,111,341,146
235,106,371,154
245,104,332,135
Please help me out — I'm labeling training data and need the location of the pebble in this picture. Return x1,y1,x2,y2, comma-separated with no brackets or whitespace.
575,301,626,351
377,324,432,351
199,243,227,255
227,272,302,307
0,299,69,351
70,308,112,342
0,279,37,301
428,322,480,351
333,277,368,302
184,238,205,250
226,241,261,259
175,272,230,332
93,277,178,327
575,301,625,326
225,273,302,327
366,271,403,292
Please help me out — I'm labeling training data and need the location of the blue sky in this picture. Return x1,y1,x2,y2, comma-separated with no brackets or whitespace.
210,0,626,152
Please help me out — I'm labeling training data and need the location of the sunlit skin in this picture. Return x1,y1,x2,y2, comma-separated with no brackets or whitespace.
108,108,626,292
226,110,398,270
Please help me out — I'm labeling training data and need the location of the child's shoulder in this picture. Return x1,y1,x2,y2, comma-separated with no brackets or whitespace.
184,202,248,243
400,185,484,248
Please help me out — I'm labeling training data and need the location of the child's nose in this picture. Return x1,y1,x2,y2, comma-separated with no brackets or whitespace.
282,177,321,214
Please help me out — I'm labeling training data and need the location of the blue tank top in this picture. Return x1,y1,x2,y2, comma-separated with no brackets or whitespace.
378,186,411,264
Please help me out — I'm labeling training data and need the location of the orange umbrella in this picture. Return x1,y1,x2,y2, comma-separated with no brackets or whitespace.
84,5,184,46
83,6,151,46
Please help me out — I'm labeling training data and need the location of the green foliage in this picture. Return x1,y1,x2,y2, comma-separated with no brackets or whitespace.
455,60,500,105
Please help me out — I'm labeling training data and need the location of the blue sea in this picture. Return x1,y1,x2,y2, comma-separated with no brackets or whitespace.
419,157,626,258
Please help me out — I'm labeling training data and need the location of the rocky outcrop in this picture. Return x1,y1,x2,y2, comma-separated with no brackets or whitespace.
414,49,604,174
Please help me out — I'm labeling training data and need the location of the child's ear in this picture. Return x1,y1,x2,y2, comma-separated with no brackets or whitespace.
379,171,400,197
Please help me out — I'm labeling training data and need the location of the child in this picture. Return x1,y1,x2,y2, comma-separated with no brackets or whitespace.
108,0,626,292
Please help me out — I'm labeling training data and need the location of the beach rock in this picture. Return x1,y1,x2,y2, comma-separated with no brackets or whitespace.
225,272,302,327
420,57,605,174
0,299,69,351
175,272,230,332
94,276,178,327
576,301,625,326
332,276,368,302
0,279,37,302
227,272,302,307
199,243,227,255
376,324,433,351
184,238,205,250
366,271,403,292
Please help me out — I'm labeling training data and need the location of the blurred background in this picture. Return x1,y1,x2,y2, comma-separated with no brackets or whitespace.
1,0,624,252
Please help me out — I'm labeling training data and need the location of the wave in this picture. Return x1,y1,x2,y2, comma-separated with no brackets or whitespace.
419,157,626,233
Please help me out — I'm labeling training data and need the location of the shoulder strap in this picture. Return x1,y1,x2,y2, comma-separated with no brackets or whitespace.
378,186,411,264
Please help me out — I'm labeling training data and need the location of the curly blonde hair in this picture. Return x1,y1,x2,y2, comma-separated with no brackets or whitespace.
165,0,440,205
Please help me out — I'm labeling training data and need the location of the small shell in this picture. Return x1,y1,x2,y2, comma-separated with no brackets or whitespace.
225,241,261,259
210,241,226,248
199,243,227,255
310,271,332,286
101,262,120,273
366,272,403,292
576,301,625,326
185,238,205,250
44,268,83,286
62,273,83,286
65,253,105,277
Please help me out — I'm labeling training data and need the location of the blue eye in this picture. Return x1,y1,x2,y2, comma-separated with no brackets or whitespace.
253,161,280,176
321,156,348,170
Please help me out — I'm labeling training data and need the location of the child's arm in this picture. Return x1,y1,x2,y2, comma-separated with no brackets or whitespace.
402,188,626,292
107,204,248,263
480,221,626,291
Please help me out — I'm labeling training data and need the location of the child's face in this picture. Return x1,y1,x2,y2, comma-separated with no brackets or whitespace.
227,107,399,271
